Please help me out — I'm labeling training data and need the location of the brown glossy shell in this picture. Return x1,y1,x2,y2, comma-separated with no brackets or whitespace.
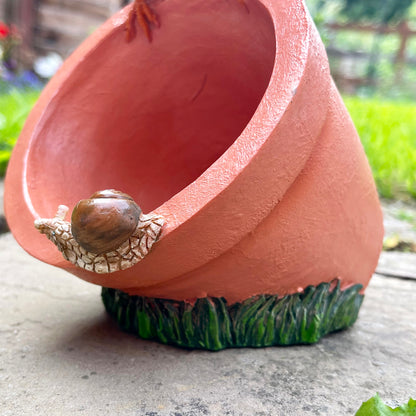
71,189,142,254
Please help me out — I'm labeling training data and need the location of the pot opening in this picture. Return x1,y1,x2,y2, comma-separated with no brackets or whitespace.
27,0,276,215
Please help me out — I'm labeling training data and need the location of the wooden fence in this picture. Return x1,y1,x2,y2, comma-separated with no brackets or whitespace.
324,21,416,93
1,0,130,66
1,1,415,95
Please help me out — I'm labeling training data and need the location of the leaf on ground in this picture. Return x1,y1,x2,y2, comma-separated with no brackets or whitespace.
383,236,416,253
356,394,416,416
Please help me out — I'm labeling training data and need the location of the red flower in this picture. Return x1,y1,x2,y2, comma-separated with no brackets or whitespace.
0,22,10,39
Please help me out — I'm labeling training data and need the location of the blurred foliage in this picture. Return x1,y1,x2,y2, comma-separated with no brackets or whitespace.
0,0,415,206
305,0,342,43
0,69,43,93
306,0,416,25
341,0,414,25
0,89,39,176
305,0,416,100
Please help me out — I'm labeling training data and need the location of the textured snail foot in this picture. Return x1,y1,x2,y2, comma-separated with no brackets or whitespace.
34,203,165,273
101,280,364,351
125,0,160,42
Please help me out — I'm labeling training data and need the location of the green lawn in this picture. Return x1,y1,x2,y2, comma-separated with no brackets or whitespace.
344,96,416,200
0,90,415,202
0,89,40,176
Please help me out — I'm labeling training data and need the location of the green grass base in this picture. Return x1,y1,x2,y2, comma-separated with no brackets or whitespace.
101,280,364,351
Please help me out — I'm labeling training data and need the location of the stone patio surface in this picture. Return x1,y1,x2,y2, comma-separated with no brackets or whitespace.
1,181,416,415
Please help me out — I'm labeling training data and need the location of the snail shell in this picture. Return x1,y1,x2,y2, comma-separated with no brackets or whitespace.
71,190,142,255
34,189,165,274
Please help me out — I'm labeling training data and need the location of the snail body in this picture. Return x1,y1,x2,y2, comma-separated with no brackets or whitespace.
34,190,165,274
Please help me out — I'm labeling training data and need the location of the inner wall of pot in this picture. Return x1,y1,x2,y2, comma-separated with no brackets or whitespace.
27,0,276,215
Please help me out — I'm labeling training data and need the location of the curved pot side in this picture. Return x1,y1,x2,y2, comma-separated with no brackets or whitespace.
5,0,383,303
133,82,384,303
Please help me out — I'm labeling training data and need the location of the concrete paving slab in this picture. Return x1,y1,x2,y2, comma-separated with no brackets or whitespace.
1,232,416,416
382,199,416,243
377,251,416,280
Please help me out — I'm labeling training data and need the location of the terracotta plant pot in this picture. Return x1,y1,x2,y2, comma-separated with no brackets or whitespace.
5,0,383,350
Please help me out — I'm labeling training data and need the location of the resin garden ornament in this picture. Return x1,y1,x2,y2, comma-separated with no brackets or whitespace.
5,0,384,350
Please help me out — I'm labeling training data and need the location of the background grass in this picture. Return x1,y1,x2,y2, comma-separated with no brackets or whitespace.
0,89,40,176
344,96,416,200
0,91,415,202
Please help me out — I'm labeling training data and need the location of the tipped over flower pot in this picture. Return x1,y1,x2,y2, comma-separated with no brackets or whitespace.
5,0,384,350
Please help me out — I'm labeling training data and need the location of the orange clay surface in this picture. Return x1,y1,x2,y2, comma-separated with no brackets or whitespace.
5,0,384,303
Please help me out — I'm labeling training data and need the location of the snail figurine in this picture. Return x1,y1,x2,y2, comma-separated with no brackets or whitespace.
34,190,165,273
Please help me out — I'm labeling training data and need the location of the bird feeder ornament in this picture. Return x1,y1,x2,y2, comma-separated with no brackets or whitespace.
5,0,384,350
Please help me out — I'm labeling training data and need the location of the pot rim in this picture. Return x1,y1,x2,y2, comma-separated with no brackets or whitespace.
5,0,330,290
